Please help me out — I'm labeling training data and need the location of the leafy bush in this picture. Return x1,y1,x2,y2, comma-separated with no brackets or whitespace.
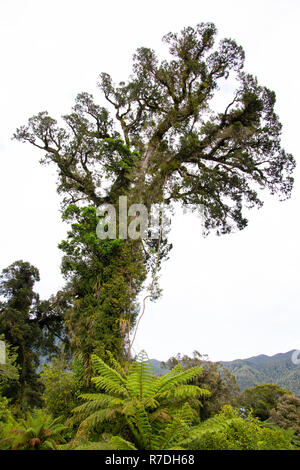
179,405,298,450
269,394,300,440
241,383,291,421
0,396,18,449
40,356,78,420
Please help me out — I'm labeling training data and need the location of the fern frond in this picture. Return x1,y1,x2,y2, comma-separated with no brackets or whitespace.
173,384,210,400
134,350,150,363
153,416,188,450
127,417,145,449
92,375,128,397
177,402,195,426
127,351,154,398
141,396,159,409
152,403,194,450
79,408,117,429
149,408,171,422
109,436,137,450
133,405,152,449
78,392,115,405
177,414,240,449
72,395,109,415
152,366,203,398
121,398,142,417
91,354,128,393
105,350,127,378
43,439,56,450
73,393,125,428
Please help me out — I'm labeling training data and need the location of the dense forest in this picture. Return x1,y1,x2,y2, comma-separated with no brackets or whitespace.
0,23,299,450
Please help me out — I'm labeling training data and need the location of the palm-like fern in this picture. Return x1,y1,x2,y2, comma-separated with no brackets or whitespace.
3,409,68,450
71,350,210,450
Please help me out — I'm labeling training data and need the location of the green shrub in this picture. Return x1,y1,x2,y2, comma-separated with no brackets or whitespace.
179,405,298,450
40,356,78,420
0,396,18,449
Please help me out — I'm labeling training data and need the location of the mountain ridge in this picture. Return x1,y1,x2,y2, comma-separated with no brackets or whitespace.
150,349,300,397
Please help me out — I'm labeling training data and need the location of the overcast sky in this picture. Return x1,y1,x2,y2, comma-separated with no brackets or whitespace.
0,0,299,362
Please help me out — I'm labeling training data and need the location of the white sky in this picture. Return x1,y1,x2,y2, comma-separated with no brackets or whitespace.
0,0,299,362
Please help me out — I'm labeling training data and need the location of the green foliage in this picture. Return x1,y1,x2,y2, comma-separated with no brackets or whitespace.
0,396,18,448
0,336,20,396
1,408,68,450
0,261,66,408
14,23,295,235
164,351,240,420
72,353,86,397
0,396,14,424
68,434,138,450
59,205,147,373
269,394,300,440
178,405,298,450
70,350,209,450
0,261,44,407
39,355,78,420
241,383,291,421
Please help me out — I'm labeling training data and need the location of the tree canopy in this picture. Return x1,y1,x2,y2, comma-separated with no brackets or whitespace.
241,383,292,421
14,23,295,234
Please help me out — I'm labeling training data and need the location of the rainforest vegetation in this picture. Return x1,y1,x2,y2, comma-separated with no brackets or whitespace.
0,23,298,450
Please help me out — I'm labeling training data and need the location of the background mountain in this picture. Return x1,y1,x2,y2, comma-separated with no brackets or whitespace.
221,350,300,396
151,350,300,397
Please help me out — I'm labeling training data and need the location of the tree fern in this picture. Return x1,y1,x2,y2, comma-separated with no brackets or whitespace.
2,409,68,450
71,349,209,449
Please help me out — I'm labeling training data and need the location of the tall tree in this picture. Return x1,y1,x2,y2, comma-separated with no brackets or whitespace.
13,23,295,357
0,261,64,407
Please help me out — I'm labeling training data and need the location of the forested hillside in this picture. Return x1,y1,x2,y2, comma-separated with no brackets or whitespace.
151,351,300,397
222,351,300,397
